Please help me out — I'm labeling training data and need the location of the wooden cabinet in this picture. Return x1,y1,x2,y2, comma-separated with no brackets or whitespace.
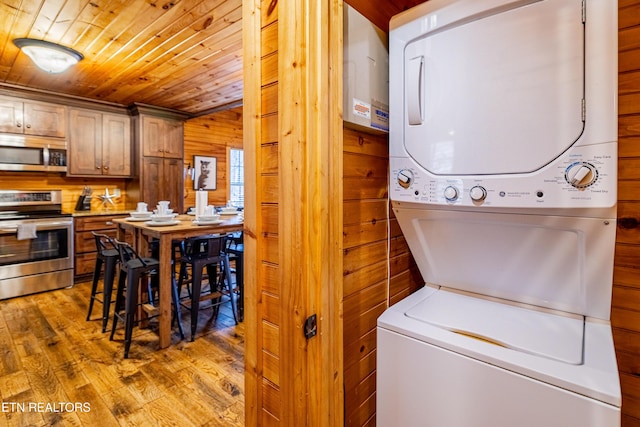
128,106,188,214
141,116,183,158
0,96,66,137
67,108,132,177
141,157,183,209
74,214,127,280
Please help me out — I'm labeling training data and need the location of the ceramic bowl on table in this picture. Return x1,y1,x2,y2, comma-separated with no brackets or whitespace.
153,208,173,215
219,207,237,215
151,213,177,222
130,211,152,219
197,214,221,223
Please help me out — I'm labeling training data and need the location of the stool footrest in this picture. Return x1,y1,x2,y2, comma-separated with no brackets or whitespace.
181,291,223,309
142,304,159,317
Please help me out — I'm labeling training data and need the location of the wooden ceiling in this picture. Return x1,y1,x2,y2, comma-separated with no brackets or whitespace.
0,0,243,116
0,0,427,117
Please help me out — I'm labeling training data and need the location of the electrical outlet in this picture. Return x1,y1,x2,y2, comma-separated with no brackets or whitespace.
113,188,121,197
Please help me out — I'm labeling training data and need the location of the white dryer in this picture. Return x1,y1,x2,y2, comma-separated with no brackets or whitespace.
378,0,621,426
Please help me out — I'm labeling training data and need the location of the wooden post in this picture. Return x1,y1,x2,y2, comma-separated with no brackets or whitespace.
244,0,343,424
278,0,344,424
242,0,262,425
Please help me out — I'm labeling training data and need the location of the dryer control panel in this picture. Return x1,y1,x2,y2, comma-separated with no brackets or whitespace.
390,142,617,209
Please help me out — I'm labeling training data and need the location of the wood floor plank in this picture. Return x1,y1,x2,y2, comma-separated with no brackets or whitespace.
0,370,31,399
121,370,165,404
173,366,239,415
66,384,121,427
54,362,90,397
0,280,245,426
11,331,42,359
21,352,71,404
0,326,21,376
101,386,145,419
148,384,216,426
3,389,47,427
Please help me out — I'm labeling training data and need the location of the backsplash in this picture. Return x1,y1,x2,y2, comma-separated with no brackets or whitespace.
0,172,132,213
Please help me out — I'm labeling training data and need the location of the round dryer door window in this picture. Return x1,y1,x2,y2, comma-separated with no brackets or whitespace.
402,0,584,176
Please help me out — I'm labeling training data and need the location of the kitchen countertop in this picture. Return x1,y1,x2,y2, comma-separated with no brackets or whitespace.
70,209,132,217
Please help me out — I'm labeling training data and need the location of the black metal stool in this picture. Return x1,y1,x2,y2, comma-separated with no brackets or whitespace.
110,239,184,358
225,232,244,322
177,234,237,341
86,232,119,332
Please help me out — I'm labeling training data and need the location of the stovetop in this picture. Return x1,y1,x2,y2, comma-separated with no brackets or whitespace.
0,190,69,221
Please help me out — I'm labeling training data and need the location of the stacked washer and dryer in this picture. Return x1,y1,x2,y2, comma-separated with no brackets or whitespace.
377,0,621,426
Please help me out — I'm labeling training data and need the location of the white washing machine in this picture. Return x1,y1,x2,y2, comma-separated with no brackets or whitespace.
378,0,621,426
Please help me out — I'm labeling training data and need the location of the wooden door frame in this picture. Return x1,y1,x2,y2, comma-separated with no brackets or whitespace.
243,0,344,424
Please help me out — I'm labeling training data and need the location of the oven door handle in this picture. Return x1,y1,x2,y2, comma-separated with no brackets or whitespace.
0,221,72,233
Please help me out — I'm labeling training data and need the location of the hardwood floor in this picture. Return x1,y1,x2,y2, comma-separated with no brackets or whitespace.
0,280,245,426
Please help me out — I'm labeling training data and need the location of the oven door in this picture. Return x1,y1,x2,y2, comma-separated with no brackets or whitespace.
0,217,74,299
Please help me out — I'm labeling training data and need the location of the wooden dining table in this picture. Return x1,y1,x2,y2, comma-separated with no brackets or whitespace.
113,213,244,349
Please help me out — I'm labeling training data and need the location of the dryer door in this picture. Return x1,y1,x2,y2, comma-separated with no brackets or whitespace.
403,0,584,175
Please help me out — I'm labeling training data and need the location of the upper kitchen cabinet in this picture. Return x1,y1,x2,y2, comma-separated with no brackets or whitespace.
141,116,183,158
128,104,189,213
0,96,66,137
67,108,132,177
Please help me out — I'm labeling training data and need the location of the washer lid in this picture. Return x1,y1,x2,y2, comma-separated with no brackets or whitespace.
402,0,584,175
405,289,584,365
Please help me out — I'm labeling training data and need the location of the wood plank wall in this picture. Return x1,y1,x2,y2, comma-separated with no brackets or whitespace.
342,126,423,427
183,106,243,210
342,128,388,427
615,2,640,425
242,0,282,424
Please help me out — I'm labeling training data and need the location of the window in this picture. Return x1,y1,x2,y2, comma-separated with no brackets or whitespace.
229,148,244,207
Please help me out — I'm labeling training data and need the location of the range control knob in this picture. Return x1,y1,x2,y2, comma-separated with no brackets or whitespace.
469,185,487,202
444,186,459,201
565,162,598,188
397,169,414,189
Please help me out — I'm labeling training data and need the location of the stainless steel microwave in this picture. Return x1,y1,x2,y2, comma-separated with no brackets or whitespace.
0,134,67,172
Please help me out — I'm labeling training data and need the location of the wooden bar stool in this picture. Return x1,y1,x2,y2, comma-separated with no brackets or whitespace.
86,232,119,332
110,239,184,358
177,234,237,341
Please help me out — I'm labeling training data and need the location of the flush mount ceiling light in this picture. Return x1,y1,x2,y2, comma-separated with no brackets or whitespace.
13,38,84,74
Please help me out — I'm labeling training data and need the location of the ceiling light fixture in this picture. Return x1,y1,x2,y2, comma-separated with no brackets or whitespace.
13,38,84,74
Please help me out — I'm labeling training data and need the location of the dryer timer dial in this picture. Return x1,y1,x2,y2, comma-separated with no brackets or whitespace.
397,169,414,189
565,162,598,188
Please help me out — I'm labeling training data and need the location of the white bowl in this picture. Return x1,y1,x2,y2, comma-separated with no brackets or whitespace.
151,213,176,222
220,207,237,214
130,211,152,218
153,208,173,215
198,215,220,222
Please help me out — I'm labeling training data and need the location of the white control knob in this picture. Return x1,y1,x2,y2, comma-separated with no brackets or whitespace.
444,186,459,201
469,186,487,202
565,162,597,188
397,169,414,189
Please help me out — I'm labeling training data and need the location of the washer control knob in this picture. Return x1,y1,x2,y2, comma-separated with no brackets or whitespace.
565,162,598,188
397,169,414,189
444,186,459,201
469,186,487,202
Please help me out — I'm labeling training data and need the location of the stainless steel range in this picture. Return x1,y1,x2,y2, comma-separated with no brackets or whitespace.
0,190,73,299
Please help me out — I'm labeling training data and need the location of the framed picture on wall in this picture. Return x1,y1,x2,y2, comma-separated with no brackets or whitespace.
193,155,217,190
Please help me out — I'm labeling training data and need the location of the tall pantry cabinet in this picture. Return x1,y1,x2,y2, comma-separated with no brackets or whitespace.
127,104,189,214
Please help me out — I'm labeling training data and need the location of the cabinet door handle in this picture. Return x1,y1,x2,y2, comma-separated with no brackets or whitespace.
16,122,21,128
26,123,31,128
103,165,109,170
